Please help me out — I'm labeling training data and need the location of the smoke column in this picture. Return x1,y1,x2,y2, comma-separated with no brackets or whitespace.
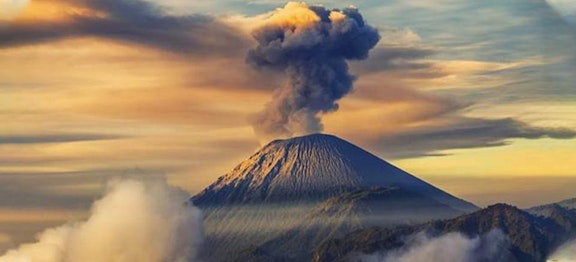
0,179,203,262
247,2,380,140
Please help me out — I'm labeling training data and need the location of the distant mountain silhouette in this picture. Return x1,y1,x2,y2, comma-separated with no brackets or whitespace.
530,197,576,212
312,203,576,262
528,198,576,232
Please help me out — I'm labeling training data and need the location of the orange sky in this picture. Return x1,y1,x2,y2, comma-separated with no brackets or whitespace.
0,0,575,251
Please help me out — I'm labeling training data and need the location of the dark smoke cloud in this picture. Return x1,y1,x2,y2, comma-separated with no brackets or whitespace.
247,2,380,140
0,0,250,57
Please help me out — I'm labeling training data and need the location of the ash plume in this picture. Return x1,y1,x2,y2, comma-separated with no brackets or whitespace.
247,2,380,140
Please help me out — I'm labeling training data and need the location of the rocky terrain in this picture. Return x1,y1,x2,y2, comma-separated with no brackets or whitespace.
312,203,576,262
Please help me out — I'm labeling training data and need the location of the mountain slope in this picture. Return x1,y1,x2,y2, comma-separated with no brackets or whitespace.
191,134,478,261
233,187,465,262
313,186,464,225
527,200,576,232
556,198,576,209
192,134,476,211
312,204,576,262
529,198,576,212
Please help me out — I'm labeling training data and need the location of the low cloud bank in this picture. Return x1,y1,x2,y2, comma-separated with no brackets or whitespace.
358,230,508,262
0,179,203,262
548,239,576,261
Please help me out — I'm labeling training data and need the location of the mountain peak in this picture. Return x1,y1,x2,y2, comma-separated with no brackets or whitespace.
442,203,534,232
192,134,476,212
262,133,353,150
268,133,342,145
483,203,524,214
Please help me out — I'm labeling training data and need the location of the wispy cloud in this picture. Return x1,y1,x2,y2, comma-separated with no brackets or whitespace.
0,0,250,57
0,133,123,145
362,117,576,159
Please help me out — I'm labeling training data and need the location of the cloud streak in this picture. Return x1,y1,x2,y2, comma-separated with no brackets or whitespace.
328,54,576,159
368,117,576,159
0,0,250,57
0,133,124,145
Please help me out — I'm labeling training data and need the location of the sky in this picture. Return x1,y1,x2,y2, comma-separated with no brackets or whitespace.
0,0,575,252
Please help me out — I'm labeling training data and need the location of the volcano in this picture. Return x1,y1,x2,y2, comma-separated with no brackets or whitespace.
193,134,476,211
192,134,478,261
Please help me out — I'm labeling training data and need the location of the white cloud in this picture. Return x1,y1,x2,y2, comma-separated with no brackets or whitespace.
358,230,508,262
0,178,203,262
548,239,576,261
